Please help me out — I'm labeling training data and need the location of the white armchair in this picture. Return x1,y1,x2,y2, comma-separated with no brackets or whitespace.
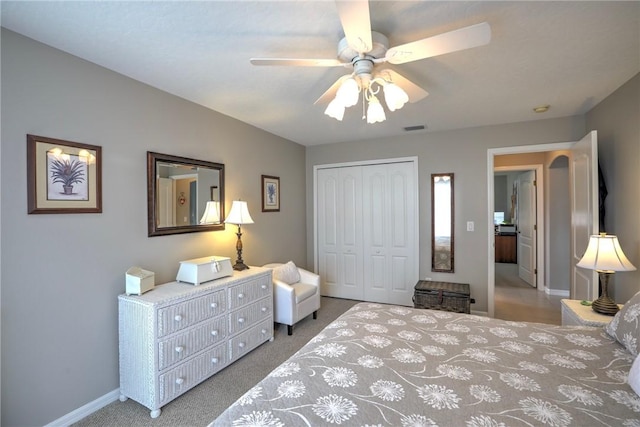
263,262,321,335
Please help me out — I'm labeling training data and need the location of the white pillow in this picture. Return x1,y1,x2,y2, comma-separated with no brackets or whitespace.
629,355,640,397
272,261,301,285
605,291,640,357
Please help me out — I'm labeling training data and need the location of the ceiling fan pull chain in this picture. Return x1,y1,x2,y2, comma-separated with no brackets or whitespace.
361,91,366,120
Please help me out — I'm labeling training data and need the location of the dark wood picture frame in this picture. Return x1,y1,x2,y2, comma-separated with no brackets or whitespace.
27,134,102,214
261,175,280,212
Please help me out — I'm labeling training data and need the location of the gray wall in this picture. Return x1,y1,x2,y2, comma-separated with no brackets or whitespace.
306,117,586,313
1,30,307,426
493,175,508,221
586,73,640,303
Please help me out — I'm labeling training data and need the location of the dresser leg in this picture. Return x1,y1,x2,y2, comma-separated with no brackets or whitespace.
150,409,161,418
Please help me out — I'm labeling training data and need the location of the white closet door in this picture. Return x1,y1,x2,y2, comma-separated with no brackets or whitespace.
317,167,364,299
362,162,416,305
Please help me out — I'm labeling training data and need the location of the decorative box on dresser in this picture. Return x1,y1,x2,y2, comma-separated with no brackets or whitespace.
118,267,273,418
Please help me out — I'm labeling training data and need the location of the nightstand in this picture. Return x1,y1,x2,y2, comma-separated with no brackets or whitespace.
561,299,621,327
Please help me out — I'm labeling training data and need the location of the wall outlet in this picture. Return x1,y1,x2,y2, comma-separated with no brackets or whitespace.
466,221,474,231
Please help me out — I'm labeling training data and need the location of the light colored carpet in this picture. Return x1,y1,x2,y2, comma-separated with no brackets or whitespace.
73,296,360,427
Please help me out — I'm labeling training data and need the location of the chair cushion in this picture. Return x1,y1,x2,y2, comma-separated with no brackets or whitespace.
292,282,317,303
272,261,301,285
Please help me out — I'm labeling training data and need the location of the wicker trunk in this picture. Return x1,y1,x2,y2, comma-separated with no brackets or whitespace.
413,281,471,313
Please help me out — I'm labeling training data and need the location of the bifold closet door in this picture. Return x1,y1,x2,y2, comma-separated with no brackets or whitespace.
362,163,416,305
317,167,364,300
317,161,417,305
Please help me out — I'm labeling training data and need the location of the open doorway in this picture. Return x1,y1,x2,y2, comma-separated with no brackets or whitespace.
486,137,596,322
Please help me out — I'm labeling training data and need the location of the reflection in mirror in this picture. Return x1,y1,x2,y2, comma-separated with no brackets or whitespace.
431,173,454,272
147,152,225,237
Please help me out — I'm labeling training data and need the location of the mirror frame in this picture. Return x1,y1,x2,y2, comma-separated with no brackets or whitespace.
431,173,455,273
147,151,225,237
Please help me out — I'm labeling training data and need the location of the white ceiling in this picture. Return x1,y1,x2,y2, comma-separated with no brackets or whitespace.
2,1,638,146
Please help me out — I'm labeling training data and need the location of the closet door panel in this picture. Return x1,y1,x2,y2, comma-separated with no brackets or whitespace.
338,169,364,299
317,170,341,297
362,166,389,302
386,162,417,305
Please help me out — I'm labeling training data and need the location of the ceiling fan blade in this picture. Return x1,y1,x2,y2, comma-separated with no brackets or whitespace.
385,22,491,65
250,58,347,67
314,75,352,105
376,69,429,103
335,0,372,53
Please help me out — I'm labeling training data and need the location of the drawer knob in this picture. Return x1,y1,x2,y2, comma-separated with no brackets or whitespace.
238,317,245,324
211,357,219,364
237,293,244,299
175,346,184,353
211,330,218,336
174,315,183,322
261,307,268,312
261,284,267,290
176,377,184,385
238,342,246,348
261,329,267,334
210,302,218,309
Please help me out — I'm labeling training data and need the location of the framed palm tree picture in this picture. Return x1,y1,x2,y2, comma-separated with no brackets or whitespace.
261,175,280,212
27,134,102,214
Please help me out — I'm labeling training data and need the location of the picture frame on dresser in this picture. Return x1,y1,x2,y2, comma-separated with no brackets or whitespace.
27,134,102,214
261,175,280,212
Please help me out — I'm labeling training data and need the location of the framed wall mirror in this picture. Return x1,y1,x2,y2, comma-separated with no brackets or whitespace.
147,152,225,237
431,173,454,272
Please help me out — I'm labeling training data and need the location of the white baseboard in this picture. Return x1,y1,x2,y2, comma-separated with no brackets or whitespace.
45,389,120,427
545,288,570,297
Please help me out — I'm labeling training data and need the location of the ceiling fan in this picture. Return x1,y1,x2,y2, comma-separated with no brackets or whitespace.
250,0,491,123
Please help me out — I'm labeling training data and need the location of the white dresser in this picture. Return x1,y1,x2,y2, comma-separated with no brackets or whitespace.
118,267,273,418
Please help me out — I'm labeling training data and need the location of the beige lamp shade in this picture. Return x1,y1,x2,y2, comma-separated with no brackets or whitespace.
224,200,254,225
199,201,220,224
577,233,636,273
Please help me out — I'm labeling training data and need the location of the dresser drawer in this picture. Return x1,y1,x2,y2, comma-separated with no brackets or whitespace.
157,289,226,337
158,352,209,405
229,318,273,360
158,316,227,371
203,342,229,376
228,296,272,335
228,275,271,310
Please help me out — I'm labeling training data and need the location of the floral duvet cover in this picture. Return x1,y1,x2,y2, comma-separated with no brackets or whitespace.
211,302,639,427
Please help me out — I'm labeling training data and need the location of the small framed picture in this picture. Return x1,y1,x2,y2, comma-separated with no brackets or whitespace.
261,175,280,212
27,134,102,214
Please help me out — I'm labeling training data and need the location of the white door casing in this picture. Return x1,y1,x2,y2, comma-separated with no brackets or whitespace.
570,131,599,301
487,134,597,317
517,170,536,287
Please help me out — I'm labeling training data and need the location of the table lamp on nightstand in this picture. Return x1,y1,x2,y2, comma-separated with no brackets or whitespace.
577,233,636,315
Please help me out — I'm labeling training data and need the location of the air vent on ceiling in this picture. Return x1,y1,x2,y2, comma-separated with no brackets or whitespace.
403,125,426,132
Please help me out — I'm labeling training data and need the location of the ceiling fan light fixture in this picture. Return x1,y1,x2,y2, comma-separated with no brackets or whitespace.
383,82,409,112
366,95,386,124
324,98,346,121
336,77,360,107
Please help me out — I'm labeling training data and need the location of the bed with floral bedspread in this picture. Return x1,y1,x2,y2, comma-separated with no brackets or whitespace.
211,302,640,427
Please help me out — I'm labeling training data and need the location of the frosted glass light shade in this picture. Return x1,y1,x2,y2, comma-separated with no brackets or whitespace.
225,200,254,225
199,201,220,224
324,98,345,121
366,95,386,124
577,233,636,272
383,83,409,112
336,77,360,107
